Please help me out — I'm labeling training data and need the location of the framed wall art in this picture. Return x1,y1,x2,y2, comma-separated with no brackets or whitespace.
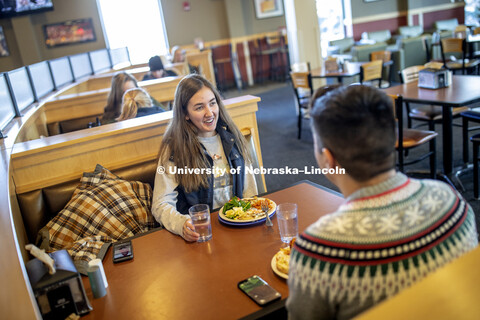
254,0,284,19
43,18,96,48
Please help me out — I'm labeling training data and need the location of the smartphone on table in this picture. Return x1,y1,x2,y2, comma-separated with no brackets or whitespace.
112,240,133,263
238,275,281,306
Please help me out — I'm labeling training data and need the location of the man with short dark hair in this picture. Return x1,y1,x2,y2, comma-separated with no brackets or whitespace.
286,85,478,320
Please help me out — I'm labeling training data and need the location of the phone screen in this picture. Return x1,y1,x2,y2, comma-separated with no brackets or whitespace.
113,241,133,263
238,275,281,306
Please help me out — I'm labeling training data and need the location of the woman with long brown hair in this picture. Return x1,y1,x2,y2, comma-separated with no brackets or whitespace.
152,74,257,241
102,72,138,124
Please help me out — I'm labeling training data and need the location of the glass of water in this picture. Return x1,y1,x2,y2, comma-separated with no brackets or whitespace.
188,204,212,242
277,203,298,243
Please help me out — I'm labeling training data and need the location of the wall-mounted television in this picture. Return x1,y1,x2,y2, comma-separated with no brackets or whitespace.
0,0,54,19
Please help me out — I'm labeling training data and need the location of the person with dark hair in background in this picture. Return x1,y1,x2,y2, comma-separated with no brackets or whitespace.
286,85,478,320
142,55,177,81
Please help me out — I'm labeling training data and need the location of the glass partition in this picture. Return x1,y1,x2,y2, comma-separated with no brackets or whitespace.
90,49,112,74
7,67,35,112
0,74,16,130
109,47,131,68
49,57,73,89
28,61,54,99
69,53,93,80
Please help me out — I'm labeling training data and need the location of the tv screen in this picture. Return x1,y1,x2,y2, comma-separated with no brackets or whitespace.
0,0,53,19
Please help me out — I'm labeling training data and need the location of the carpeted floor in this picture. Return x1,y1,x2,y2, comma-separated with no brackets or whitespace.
224,81,480,231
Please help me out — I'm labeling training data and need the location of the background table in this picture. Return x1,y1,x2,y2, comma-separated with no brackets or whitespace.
383,75,480,176
80,181,344,320
311,61,364,83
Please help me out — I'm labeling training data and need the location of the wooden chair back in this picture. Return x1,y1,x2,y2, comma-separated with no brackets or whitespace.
474,27,480,35
400,65,426,84
441,37,464,54
290,71,312,90
360,60,383,84
370,50,391,63
454,25,468,38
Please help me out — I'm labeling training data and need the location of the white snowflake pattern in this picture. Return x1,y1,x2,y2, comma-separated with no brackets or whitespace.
422,194,442,212
404,203,425,227
376,213,401,234
324,215,353,234
355,216,373,235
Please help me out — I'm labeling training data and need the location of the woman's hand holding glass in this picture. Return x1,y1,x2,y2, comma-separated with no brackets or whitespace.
183,219,200,242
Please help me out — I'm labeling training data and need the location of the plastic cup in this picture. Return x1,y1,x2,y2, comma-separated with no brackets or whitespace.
277,203,298,243
188,204,212,242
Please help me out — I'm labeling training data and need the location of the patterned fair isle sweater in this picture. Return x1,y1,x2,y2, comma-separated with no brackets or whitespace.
286,173,478,320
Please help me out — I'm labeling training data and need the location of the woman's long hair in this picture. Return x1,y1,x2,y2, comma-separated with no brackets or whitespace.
159,74,251,192
116,87,152,121
103,72,138,121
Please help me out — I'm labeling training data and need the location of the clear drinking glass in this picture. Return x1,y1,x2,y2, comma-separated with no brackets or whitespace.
276,203,298,243
188,204,212,242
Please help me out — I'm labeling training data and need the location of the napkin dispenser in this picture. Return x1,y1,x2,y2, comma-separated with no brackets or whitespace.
418,68,452,89
26,249,92,320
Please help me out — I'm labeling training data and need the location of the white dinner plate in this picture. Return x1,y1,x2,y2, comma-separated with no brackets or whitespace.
218,197,276,224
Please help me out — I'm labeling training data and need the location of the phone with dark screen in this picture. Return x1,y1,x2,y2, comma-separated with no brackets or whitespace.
112,240,133,263
238,275,281,306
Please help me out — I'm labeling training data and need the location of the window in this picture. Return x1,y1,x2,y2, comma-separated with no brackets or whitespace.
97,0,169,65
316,0,352,57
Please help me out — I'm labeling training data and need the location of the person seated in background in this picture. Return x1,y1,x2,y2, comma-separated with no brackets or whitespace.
151,74,257,242
142,55,177,81
286,85,478,320
102,72,138,124
171,45,186,63
116,87,165,121
171,45,199,75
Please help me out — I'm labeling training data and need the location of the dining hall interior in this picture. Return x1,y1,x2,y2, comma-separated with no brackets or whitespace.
1,0,480,319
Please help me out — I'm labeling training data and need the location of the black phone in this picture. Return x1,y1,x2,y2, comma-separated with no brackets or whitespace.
238,275,281,306
112,240,133,263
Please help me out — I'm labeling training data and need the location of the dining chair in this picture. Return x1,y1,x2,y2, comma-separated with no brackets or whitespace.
389,94,438,178
454,25,468,38
399,65,469,130
440,38,480,74
370,50,393,88
290,62,312,139
360,60,383,87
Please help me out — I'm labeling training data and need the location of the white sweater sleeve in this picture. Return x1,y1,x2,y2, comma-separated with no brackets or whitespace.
151,159,190,237
243,163,258,198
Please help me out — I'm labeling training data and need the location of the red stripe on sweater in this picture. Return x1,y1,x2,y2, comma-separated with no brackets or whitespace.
345,178,411,204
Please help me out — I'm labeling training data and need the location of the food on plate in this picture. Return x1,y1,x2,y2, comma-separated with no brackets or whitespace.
275,238,296,275
223,196,274,220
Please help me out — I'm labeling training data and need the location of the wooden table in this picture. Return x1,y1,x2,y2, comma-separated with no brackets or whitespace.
356,245,480,320
383,75,480,176
311,61,364,83
80,181,344,320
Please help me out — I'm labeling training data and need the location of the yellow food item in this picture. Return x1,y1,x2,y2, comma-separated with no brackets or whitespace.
276,246,291,274
275,237,296,275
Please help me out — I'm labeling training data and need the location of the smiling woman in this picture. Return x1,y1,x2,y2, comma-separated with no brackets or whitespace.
151,74,258,242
